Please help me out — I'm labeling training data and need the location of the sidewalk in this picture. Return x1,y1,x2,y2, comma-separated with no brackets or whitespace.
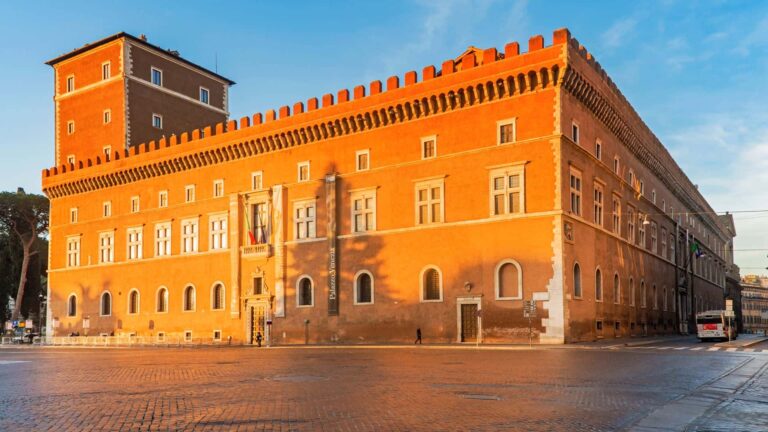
569,334,695,349
715,333,768,349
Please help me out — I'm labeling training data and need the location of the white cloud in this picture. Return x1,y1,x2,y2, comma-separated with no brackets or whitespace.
665,113,768,274
602,17,638,49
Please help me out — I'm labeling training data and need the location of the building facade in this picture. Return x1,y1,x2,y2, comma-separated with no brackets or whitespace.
42,29,735,344
741,275,768,334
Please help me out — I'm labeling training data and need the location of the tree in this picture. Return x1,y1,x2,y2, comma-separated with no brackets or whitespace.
0,188,49,321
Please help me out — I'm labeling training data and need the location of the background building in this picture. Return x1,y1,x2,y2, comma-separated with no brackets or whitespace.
42,29,735,344
741,274,768,334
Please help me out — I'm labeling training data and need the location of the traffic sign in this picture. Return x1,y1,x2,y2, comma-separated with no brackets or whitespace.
724,310,735,318
523,300,537,318
726,299,733,312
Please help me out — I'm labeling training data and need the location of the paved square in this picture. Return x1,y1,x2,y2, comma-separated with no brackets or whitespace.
0,344,765,431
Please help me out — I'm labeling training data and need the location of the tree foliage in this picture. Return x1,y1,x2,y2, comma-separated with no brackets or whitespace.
0,189,49,320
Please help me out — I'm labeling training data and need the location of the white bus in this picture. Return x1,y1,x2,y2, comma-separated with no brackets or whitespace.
696,310,737,342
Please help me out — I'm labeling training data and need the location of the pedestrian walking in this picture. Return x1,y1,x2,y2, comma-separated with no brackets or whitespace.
415,328,422,344
256,331,263,347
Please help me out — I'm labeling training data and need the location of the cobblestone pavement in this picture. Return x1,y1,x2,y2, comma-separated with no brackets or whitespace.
0,343,766,431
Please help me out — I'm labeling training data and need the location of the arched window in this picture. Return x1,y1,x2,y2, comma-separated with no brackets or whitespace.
211,283,225,310
67,294,77,317
355,271,373,304
128,289,140,314
183,285,196,311
663,286,668,311
100,292,111,316
421,267,442,301
629,278,635,307
595,269,602,301
652,284,658,310
641,281,646,308
495,260,522,300
613,274,620,304
156,287,168,313
297,276,313,307
573,263,582,298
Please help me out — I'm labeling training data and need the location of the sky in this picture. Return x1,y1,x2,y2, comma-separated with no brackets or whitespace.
0,0,767,273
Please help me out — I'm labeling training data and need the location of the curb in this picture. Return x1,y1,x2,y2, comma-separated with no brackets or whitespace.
715,337,768,349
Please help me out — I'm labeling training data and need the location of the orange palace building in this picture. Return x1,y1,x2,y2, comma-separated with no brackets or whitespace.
42,29,737,344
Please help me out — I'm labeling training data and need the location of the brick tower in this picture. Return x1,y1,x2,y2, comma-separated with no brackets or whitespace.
46,32,235,167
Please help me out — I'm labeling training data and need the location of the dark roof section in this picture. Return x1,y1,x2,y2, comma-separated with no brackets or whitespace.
45,32,235,85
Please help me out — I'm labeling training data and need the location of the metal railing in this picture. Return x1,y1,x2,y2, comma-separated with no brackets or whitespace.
42,335,242,347
241,244,272,257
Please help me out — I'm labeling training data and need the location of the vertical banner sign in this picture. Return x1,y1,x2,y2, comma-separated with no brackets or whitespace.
326,175,339,316
272,185,285,317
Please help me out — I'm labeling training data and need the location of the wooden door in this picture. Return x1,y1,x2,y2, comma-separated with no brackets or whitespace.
461,304,478,342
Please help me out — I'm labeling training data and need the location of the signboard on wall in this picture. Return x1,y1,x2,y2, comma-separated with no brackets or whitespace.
326,175,339,316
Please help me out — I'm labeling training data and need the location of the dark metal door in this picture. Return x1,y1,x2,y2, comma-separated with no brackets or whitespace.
461,304,478,342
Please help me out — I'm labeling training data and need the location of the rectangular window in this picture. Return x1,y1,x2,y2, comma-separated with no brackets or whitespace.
66,236,80,267
127,227,143,260
593,184,603,227
612,197,621,234
213,330,222,342
69,207,78,223
155,222,171,257
297,161,310,182
102,62,111,80
569,168,582,216
213,179,224,198
66,75,74,93
181,219,199,253
103,146,111,159
571,122,579,144
199,87,210,104
152,114,162,129
421,135,437,159
613,157,620,175
489,165,524,216
415,179,444,225
103,110,111,124
294,200,316,240
185,185,196,203
99,232,114,263
639,180,645,196
651,190,657,204
497,118,516,144
627,207,636,243
356,149,370,171
151,67,162,86
67,121,75,135
102,201,111,218
661,228,668,259
250,171,264,190
253,277,264,295
351,189,376,233
130,196,140,213
651,222,658,253
158,190,168,208
595,140,602,160
210,214,228,250
638,213,647,247
251,202,269,244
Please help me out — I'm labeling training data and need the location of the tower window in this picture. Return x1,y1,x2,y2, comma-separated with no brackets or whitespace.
151,67,163,86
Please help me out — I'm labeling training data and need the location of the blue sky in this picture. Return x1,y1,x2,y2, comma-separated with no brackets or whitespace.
1,0,767,272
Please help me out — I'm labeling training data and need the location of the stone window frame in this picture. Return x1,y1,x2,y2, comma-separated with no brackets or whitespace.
419,265,443,303
494,259,523,300
296,275,315,308
353,270,375,305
